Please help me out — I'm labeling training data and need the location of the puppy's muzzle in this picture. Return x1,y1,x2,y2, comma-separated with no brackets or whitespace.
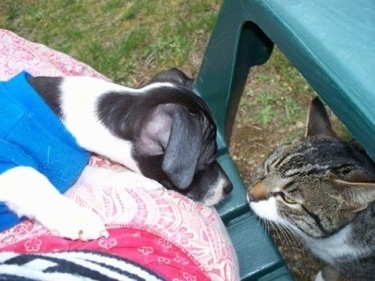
181,162,233,206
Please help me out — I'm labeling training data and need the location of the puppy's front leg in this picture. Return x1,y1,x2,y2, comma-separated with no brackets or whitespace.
78,165,163,191
0,166,107,240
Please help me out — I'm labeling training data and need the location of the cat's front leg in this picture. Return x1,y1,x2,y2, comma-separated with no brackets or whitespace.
0,166,107,240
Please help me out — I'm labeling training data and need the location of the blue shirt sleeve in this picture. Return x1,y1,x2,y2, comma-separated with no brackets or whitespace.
0,71,91,232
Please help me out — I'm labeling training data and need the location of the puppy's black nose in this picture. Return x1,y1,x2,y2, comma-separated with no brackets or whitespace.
223,181,233,195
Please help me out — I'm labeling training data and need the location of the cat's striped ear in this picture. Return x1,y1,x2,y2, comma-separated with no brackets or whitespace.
305,97,337,138
332,179,375,213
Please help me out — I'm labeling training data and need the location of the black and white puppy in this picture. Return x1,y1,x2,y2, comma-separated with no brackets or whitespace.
0,68,232,240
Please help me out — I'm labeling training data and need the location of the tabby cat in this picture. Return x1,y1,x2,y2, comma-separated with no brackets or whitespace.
247,97,375,281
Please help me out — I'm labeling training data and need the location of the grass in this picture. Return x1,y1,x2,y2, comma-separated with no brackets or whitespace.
0,0,219,84
0,0,314,131
239,49,313,127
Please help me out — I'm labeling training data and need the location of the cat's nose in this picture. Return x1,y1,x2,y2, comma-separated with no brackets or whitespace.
247,182,267,202
247,188,257,202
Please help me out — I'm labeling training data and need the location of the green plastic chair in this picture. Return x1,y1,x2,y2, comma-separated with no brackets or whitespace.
193,0,375,280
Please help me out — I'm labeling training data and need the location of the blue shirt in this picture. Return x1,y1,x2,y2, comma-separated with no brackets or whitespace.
0,71,90,232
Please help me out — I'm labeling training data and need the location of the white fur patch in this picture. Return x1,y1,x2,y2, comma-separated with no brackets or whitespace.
314,271,325,281
249,197,280,222
305,224,368,265
203,176,227,206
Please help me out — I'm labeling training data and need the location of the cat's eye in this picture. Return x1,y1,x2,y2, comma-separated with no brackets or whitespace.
280,193,297,204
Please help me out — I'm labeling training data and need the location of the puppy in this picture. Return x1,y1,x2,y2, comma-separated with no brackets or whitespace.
0,68,232,240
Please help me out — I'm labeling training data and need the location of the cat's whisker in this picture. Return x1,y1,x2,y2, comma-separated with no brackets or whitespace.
256,219,265,232
247,210,270,238
262,220,273,238
269,222,284,241
274,223,299,252
279,224,298,246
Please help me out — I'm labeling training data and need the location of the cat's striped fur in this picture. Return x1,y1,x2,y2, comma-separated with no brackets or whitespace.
248,98,375,281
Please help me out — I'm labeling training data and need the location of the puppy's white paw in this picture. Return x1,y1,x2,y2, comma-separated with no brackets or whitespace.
38,198,108,241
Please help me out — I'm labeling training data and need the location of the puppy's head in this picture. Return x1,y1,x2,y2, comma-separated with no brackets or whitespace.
130,68,233,205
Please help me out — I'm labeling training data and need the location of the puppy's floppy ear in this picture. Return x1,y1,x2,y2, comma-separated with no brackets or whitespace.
147,68,194,89
162,105,202,189
137,104,202,189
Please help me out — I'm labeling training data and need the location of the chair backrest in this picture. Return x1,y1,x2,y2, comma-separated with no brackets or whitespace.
193,0,375,280
192,1,293,280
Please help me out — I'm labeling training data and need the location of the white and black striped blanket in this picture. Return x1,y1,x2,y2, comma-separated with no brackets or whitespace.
0,251,164,281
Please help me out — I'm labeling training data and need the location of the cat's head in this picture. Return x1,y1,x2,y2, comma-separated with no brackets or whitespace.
247,97,375,238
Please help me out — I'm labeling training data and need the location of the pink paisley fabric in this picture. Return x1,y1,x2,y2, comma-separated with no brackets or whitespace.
1,227,212,281
0,29,107,80
0,29,239,280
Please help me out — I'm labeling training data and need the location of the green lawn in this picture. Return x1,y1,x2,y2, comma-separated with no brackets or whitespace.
1,0,315,130
1,0,220,84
